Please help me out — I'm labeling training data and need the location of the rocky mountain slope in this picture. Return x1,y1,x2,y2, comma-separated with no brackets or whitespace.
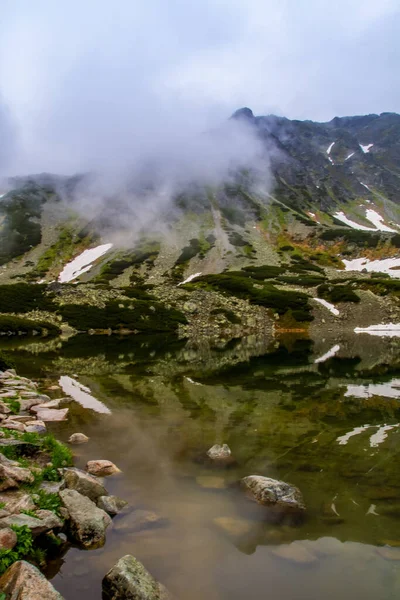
0,108,399,340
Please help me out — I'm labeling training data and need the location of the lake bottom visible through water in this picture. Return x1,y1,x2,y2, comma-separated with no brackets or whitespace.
2,331,400,599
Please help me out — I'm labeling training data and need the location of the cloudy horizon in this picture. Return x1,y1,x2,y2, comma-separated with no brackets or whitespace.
0,0,399,176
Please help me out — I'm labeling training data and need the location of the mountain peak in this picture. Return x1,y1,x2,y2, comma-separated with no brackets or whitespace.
231,107,254,122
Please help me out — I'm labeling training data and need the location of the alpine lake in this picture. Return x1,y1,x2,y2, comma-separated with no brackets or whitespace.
1,328,400,600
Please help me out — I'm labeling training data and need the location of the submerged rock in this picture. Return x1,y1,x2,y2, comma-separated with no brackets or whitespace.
102,554,172,600
271,542,318,564
196,475,227,489
97,495,127,516
59,488,111,549
0,560,64,599
62,467,108,502
68,432,89,444
241,475,306,514
213,516,253,537
114,509,167,534
86,459,120,477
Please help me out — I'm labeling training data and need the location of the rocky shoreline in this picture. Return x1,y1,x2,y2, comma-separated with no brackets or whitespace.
0,368,171,599
0,369,314,599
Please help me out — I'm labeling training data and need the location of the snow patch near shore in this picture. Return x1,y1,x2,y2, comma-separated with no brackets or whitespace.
354,322,400,336
58,244,113,283
337,423,398,447
343,257,400,278
59,376,111,414
314,344,340,364
345,379,400,399
314,298,340,316
337,425,371,445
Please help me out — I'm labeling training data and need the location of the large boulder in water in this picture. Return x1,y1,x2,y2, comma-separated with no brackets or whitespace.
241,475,306,514
0,560,64,599
102,555,172,600
62,467,108,501
60,489,111,549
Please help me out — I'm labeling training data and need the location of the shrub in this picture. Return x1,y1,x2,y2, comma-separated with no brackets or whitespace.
0,525,33,575
0,284,55,313
59,299,187,332
317,283,360,303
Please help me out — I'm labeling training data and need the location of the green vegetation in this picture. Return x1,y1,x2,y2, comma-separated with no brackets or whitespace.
34,228,75,276
188,272,313,321
320,228,384,247
0,315,60,337
0,190,45,265
59,299,187,332
317,283,360,303
220,206,246,227
0,525,33,575
34,489,62,516
6,398,20,414
0,284,54,313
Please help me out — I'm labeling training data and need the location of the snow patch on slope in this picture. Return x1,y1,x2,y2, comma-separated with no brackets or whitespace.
58,244,113,283
343,257,400,278
333,211,374,231
345,152,355,161
365,209,396,232
314,298,340,316
326,142,335,154
360,143,373,153
178,272,202,286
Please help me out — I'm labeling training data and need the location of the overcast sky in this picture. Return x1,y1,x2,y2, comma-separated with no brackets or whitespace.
0,0,399,175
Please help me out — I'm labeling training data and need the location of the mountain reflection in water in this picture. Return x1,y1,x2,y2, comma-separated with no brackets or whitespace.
0,331,399,600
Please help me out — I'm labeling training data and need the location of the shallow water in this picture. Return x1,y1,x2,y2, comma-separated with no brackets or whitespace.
2,331,400,599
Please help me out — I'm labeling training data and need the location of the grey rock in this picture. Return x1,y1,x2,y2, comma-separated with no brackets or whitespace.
0,560,64,599
36,509,63,530
24,420,47,434
62,467,108,501
59,489,111,549
0,462,34,491
206,443,234,466
97,495,128,516
0,513,50,537
32,408,68,422
241,475,306,514
103,555,172,600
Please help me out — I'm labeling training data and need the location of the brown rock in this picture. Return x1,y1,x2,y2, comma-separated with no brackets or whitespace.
2,421,25,432
0,560,64,599
62,467,108,501
32,408,68,422
86,460,120,477
0,527,17,549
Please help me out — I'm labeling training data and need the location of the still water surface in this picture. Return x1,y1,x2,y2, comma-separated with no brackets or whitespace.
1,331,400,599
